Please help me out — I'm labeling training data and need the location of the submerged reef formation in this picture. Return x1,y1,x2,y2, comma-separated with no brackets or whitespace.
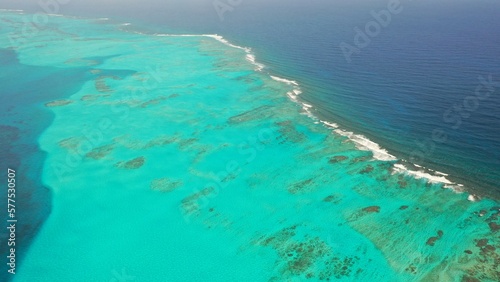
114,156,145,169
45,99,73,107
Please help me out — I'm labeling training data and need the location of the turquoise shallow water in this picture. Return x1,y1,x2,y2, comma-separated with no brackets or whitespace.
0,11,499,281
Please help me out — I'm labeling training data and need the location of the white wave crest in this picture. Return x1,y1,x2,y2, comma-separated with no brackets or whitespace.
393,164,453,184
203,34,251,52
153,33,264,71
245,54,264,71
320,120,339,128
270,75,299,86
468,194,480,202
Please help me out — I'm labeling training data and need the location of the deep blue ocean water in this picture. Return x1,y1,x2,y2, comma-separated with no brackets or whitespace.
6,0,496,196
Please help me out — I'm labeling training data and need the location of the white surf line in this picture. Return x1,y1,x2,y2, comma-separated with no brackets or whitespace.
270,75,320,118
334,129,398,161
270,75,299,86
320,120,339,128
204,34,251,52
153,33,264,71
468,194,480,202
393,163,453,184
205,34,264,71
271,73,399,162
434,171,449,176
244,54,265,71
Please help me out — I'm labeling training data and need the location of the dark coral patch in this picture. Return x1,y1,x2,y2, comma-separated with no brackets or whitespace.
288,179,314,194
488,222,499,232
95,75,121,92
478,209,487,217
350,155,370,163
405,264,417,274
398,181,407,188
257,226,359,280
144,135,177,149
328,155,348,164
461,276,481,282
181,187,216,216
150,178,182,193
178,138,198,150
81,95,95,101
228,105,273,124
58,137,81,150
348,206,383,221
475,238,488,248
482,245,496,253
323,194,342,204
115,156,145,169
426,230,444,246
464,237,500,279
320,256,359,279
81,94,110,101
85,144,114,160
45,100,73,107
362,206,380,213
426,237,439,246
140,96,167,108
359,165,374,174
487,212,498,222
275,120,306,144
